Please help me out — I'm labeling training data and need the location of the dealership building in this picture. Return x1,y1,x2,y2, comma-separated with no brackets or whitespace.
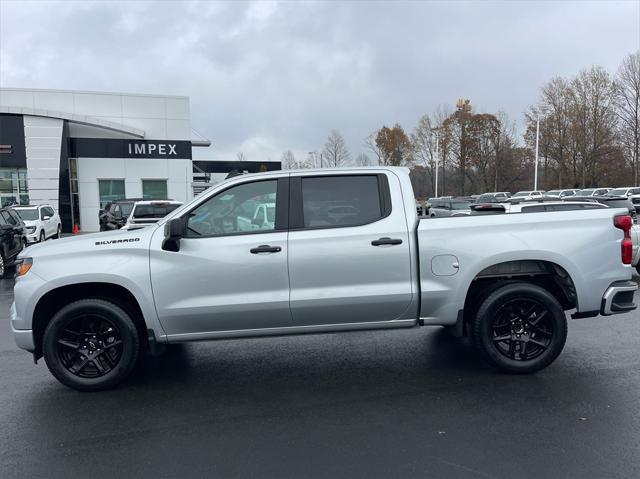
0,88,280,232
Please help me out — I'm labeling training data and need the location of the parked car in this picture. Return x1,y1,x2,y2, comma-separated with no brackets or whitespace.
471,199,608,215
99,198,144,231
572,195,636,221
121,200,183,230
575,188,611,197
13,205,61,244
474,192,511,203
507,200,608,213
11,167,636,390
607,187,640,197
427,198,472,217
544,189,580,199
511,190,545,200
0,207,26,277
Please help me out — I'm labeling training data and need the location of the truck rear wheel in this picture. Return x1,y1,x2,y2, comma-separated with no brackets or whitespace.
43,299,140,391
471,282,567,374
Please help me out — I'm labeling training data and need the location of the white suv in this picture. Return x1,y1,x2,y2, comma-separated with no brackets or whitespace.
13,205,62,243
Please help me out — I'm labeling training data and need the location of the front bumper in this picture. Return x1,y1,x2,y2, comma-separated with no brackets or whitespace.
10,303,35,352
26,233,39,244
601,280,638,315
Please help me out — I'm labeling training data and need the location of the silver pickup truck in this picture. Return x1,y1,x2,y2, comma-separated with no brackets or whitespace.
11,167,637,390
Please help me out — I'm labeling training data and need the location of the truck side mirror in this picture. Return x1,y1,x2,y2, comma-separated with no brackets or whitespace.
162,217,185,252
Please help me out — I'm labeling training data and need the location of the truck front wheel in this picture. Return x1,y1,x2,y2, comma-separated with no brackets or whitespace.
471,282,567,374
43,299,140,391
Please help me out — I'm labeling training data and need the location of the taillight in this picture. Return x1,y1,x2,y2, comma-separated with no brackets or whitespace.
614,215,633,264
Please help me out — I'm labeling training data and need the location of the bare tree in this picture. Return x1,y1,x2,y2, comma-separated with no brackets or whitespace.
322,130,351,167
355,153,372,166
614,50,640,185
280,150,297,169
364,131,383,165
236,151,247,162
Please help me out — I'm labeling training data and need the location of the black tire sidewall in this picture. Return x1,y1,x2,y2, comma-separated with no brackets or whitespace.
43,299,139,391
472,283,567,374
39,230,45,242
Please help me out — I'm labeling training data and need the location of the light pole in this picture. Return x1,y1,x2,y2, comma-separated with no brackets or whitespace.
534,114,541,191
432,128,440,198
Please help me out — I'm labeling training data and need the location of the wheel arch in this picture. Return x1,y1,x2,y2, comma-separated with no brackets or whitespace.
455,259,578,337
32,282,149,360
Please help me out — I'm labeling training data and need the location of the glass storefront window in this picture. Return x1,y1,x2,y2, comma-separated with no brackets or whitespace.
98,179,125,209
142,179,168,200
0,168,29,206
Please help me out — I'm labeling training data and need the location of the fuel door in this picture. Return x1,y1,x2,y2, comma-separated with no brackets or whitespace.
431,254,460,276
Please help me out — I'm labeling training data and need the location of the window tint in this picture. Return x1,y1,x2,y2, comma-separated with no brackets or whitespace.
133,204,181,219
40,208,47,220
521,205,546,213
186,180,278,237
8,210,22,224
301,176,382,228
46,207,55,216
0,213,6,226
1,210,17,225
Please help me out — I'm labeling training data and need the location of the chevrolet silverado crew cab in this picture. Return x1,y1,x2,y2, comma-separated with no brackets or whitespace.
11,167,637,391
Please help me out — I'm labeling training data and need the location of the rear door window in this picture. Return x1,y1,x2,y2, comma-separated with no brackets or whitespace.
300,175,383,228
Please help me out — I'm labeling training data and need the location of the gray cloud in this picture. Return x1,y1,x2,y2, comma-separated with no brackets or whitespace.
1,0,638,162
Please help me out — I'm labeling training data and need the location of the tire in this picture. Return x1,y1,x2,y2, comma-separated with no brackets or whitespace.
54,225,62,239
43,299,140,391
471,282,567,374
636,264,640,276
39,230,45,243
0,253,5,278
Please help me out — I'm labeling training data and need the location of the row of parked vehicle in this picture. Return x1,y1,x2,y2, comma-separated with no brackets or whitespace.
0,204,61,277
415,187,640,274
418,186,640,218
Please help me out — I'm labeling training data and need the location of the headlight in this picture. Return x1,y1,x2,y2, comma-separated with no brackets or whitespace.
26,226,36,233
17,257,32,276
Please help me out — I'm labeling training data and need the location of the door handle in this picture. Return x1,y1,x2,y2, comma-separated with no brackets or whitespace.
250,245,282,254
371,237,403,246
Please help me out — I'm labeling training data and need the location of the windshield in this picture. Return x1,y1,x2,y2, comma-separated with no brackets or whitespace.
512,192,530,197
476,194,496,202
578,189,595,195
451,202,471,210
14,208,39,221
546,190,561,195
132,204,181,219
609,188,629,196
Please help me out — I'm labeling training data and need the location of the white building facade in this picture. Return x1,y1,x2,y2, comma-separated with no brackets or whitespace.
0,88,201,232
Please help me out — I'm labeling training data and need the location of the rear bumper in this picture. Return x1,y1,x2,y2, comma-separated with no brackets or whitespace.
601,280,638,315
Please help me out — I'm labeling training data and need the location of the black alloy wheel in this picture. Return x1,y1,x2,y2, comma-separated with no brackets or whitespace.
471,282,567,373
56,314,124,378
43,299,139,390
489,298,553,361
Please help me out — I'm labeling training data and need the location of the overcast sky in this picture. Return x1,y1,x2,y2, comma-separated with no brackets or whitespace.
1,0,639,163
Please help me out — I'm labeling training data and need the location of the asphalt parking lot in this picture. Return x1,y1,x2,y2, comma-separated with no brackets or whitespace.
1,277,639,479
